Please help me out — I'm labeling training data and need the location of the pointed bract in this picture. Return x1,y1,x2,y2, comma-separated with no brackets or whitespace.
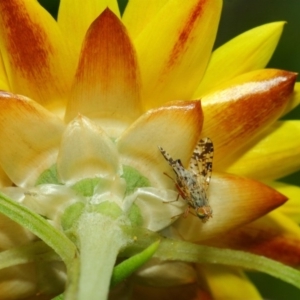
58,0,120,60
194,22,285,96
135,0,222,108
201,69,297,167
65,9,142,137
173,172,287,242
0,91,65,187
122,0,169,39
57,115,120,184
0,0,74,112
272,182,300,223
117,101,203,188
283,81,300,115
225,121,300,181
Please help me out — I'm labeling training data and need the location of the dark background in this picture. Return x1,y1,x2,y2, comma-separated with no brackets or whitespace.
37,1,300,299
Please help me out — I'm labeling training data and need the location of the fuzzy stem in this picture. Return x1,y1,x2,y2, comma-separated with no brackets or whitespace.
74,213,127,300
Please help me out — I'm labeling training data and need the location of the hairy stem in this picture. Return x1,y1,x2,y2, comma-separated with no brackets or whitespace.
70,213,127,300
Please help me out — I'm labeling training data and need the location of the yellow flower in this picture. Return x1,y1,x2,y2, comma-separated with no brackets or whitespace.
0,0,299,299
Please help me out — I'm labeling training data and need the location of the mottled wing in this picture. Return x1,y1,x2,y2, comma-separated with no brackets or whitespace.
189,138,214,190
158,146,185,178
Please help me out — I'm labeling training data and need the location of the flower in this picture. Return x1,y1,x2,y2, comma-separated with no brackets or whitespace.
0,0,299,299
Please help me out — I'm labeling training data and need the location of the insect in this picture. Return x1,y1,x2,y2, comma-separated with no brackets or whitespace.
158,137,214,223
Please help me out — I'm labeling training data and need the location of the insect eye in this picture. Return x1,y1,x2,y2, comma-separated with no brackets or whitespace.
196,206,213,222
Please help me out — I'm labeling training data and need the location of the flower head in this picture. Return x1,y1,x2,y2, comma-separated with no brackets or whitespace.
0,0,299,299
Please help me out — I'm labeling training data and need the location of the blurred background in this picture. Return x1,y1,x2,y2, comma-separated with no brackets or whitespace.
38,0,300,299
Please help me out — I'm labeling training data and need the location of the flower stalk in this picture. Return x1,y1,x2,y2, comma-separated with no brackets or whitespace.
73,213,127,300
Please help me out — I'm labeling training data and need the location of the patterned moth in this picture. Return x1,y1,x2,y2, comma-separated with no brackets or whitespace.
158,137,214,223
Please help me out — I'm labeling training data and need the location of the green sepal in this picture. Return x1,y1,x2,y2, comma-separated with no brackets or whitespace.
127,203,143,226
61,202,86,231
121,165,151,196
71,177,111,197
89,202,123,219
35,164,61,186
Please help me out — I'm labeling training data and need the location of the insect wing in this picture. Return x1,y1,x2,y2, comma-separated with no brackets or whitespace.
158,146,185,178
189,138,214,191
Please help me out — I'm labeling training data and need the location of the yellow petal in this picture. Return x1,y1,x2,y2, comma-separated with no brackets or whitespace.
224,121,300,181
58,0,120,61
117,101,203,188
0,0,74,113
173,172,287,242
65,9,142,138
201,69,296,167
57,115,120,184
0,91,65,187
135,0,222,108
283,81,300,115
271,182,300,223
205,211,300,267
194,22,285,97
198,265,262,300
122,0,169,39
